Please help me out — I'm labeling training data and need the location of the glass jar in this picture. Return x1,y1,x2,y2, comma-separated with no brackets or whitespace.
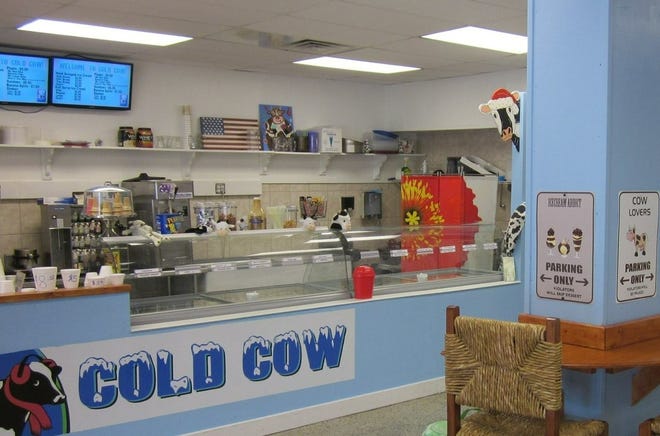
218,201,237,230
136,127,153,148
248,197,265,230
83,182,134,218
284,205,298,228
118,126,135,147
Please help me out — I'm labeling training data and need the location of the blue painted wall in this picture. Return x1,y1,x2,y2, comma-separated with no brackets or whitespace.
527,1,660,434
0,285,523,434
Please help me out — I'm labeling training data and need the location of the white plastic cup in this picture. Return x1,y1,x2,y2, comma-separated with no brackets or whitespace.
60,268,81,289
89,276,107,287
99,265,113,276
107,273,125,286
83,272,98,287
32,266,58,291
0,279,14,294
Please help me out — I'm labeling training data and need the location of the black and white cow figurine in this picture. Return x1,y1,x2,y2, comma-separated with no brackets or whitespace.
0,356,66,436
479,88,521,151
502,202,526,257
330,210,351,231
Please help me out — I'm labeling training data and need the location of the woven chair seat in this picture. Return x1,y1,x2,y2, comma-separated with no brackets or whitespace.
459,411,608,436
444,306,608,436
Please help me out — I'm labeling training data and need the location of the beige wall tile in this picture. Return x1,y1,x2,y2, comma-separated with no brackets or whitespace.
0,201,21,235
19,200,42,234
0,234,21,257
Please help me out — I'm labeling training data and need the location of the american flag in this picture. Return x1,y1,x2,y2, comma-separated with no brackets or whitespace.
200,117,260,150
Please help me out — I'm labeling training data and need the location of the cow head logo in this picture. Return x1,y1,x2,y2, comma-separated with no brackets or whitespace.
479,88,521,151
1,353,68,436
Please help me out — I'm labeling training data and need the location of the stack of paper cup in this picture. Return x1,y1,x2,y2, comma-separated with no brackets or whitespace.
0,276,14,294
31,266,58,291
1,126,28,144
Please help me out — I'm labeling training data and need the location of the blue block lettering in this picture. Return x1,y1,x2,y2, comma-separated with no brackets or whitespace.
192,342,226,391
118,351,155,402
78,357,117,409
243,335,272,381
273,331,302,376
156,349,192,398
303,325,346,371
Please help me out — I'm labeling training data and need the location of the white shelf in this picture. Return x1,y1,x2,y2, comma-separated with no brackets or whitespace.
0,144,425,193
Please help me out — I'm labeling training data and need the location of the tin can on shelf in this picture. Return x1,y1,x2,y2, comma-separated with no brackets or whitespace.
136,127,153,148
118,126,136,147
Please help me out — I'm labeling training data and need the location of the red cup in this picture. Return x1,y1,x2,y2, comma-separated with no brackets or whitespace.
353,265,375,299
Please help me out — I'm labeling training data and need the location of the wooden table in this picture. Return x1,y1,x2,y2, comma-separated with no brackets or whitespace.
519,313,660,405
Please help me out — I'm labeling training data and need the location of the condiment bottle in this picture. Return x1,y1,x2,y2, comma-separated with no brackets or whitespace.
118,126,136,147
136,127,153,148
248,197,265,230
401,157,412,176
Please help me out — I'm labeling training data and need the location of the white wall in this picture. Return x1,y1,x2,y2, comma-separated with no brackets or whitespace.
0,61,525,146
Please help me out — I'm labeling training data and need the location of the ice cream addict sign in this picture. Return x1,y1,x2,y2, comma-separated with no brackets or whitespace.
26,309,355,432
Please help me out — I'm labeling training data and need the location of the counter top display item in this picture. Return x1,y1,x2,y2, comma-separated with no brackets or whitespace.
100,223,503,327
199,116,260,150
300,196,327,219
259,104,294,151
84,182,134,219
84,182,135,237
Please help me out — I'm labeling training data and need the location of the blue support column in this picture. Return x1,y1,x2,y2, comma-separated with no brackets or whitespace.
526,1,660,433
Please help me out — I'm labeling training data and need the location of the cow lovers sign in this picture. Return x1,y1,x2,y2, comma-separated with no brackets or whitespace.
616,192,658,302
0,309,355,434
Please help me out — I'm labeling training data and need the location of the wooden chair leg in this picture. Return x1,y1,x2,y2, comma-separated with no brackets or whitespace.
446,306,461,436
447,392,460,436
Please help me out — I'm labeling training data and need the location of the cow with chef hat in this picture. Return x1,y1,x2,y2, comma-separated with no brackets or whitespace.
479,88,521,151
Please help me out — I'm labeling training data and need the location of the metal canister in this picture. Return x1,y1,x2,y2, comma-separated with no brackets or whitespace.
118,126,135,147
136,127,153,148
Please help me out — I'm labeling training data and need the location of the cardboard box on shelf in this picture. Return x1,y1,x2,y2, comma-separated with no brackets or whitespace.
311,127,342,153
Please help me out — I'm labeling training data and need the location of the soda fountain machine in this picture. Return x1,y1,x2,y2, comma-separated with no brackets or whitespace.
121,174,194,234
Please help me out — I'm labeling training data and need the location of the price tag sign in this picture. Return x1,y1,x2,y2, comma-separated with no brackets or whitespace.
462,244,477,252
416,247,434,256
389,249,409,258
211,262,236,272
134,268,162,278
360,250,380,260
175,266,202,276
312,254,334,264
483,242,498,250
249,259,272,269
439,245,456,254
281,256,304,266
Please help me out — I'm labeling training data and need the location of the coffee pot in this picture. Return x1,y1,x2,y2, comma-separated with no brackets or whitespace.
12,248,39,271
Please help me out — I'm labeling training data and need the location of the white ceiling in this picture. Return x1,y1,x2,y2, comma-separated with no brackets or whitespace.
0,0,527,85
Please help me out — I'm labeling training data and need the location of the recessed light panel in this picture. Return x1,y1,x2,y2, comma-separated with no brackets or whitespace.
18,19,191,46
422,26,527,54
294,56,420,74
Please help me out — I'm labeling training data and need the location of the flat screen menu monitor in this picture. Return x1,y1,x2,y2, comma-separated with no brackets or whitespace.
0,52,50,106
50,57,133,110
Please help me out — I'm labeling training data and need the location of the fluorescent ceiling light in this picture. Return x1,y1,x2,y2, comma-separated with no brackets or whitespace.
294,56,419,74
18,19,191,46
422,26,527,54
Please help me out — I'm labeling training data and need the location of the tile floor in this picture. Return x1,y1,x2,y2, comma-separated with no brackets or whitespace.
268,393,446,436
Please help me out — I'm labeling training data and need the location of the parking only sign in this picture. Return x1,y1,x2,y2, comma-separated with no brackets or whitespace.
536,192,594,303
617,192,658,302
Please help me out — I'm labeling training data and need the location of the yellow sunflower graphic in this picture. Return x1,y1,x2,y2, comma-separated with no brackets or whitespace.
401,178,445,226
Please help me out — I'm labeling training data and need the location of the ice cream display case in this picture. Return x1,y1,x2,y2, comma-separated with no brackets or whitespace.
101,224,503,327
